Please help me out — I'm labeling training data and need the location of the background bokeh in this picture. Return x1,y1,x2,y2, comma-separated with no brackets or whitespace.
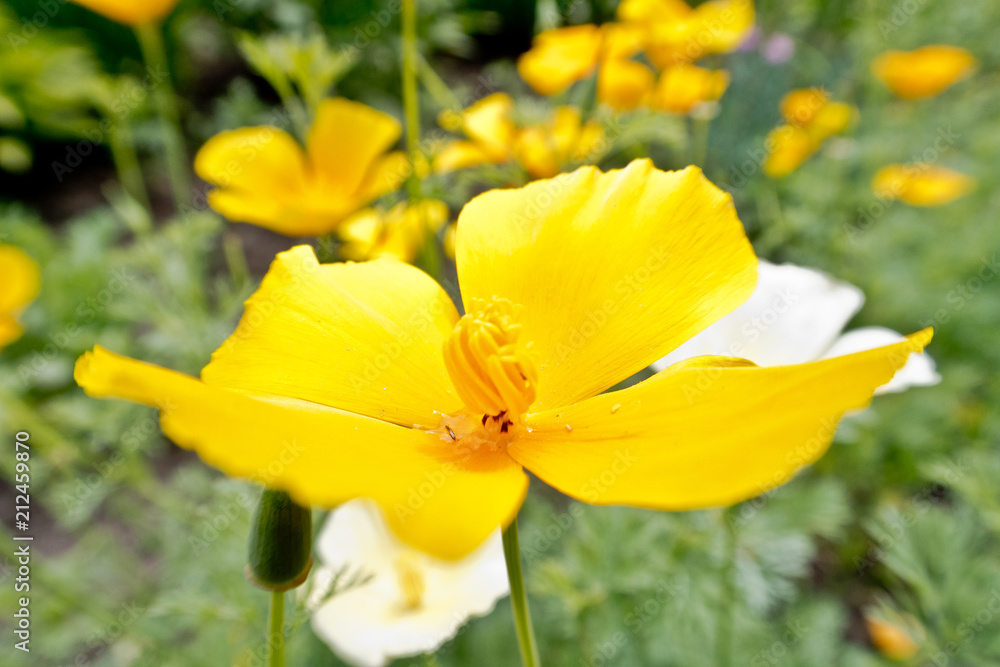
1,0,998,665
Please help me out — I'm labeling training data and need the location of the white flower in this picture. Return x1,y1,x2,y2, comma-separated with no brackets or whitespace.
653,261,940,395
308,499,509,667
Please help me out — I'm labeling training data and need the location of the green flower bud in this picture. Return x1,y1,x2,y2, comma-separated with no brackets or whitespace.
246,489,313,591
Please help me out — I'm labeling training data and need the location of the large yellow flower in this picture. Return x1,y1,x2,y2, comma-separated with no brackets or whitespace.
651,64,730,114
339,199,450,264
513,107,605,179
872,45,976,100
0,245,40,350
195,98,409,237
69,0,179,26
75,160,930,560
433,93,517,173
872,163,975,207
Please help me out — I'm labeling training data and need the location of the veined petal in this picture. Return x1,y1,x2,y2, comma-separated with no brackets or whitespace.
202,246,463,428
456,160,758,411
824,327,940,395
307,98,404,198
654,261,864,370
518,25,604,96
75,347,528,559
69,0,178,26
512,329,932,509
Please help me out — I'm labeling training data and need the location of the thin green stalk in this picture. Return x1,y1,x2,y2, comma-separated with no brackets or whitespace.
692,115,711,168
107,119,152,213
134,21,191,211
503,519,541,667
401,0,422,200
268,590,286,667
416,51,460,111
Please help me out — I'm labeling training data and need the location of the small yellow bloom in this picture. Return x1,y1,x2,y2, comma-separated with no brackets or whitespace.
0,245,40,351
764,89,854,178
76,160,931,560
514,107,605,179
339,199,450,264
434,93,516,173
872,45,976,100
69,0,179,26
651,64,729,114
598,56,657,111
622,0,755,68
872,163,975,207
195,98,408,237
865,612,922,660
517,25,605,96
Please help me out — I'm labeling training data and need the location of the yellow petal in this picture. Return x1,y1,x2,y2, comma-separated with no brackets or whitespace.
872,163,975,207
433,140,500,174
518,25,604,96
643,0,754,67
455,160,757,412
617,0,692,23
512,330,932,509
0,244,41,315
865,613,922,661
457,93,516,161
202,246,463,428
601,23,647,61
651,64,729,114
340,200,450,263
69,0,178,25
762,125,819,178
872,45,977,100
307,98,404,199
75,347,527,560
807,101,854,141
514,127,560,180
514,107,603,179
598,58,656,111
779,88,829,126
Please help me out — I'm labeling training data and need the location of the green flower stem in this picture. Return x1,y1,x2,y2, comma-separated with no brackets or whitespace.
134,21,191,211
401,0,422,200
691,115,711,168
503,519,541,667
107,118,152,213
268,590,286,667
416,51,460,111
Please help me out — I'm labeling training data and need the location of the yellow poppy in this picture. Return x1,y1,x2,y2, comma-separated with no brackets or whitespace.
872,163,975,207
623,0,755,68
872,45,976,100
0,245,40,350
75,160,931,560
69,0,179,26
434,93,517,173
651,64,730,114
195,98,408,237
517,25,605,96
865,613,922,660
339,199,450,264
763,125,818,178
513,107,606,179
598,58,657,111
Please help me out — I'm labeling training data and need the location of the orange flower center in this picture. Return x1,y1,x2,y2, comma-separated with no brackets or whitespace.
442,298,538,426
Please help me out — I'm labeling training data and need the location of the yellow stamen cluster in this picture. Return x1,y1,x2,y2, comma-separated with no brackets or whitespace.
394,552,426,610
443,298,538,421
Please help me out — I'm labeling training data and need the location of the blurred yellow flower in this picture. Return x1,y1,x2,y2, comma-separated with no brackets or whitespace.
0,244,40,351
69,0,179,25
872,45,976,100
598,56,657,111
76,160,931,560
872,163,975,207
620,0,755,68
195,98,408,237
434,93,516,173
764,89,855,178
517,25,605,96
514,107,605,179
651,64,729,114
865,612,922,660
339,199,450,264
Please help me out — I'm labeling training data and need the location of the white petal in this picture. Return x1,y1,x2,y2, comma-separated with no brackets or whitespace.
653,260,864,371
824,327,941,395
310,499,509,666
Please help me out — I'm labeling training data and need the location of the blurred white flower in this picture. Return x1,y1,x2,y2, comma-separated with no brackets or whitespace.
653,261,940,395
308,499,509,667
